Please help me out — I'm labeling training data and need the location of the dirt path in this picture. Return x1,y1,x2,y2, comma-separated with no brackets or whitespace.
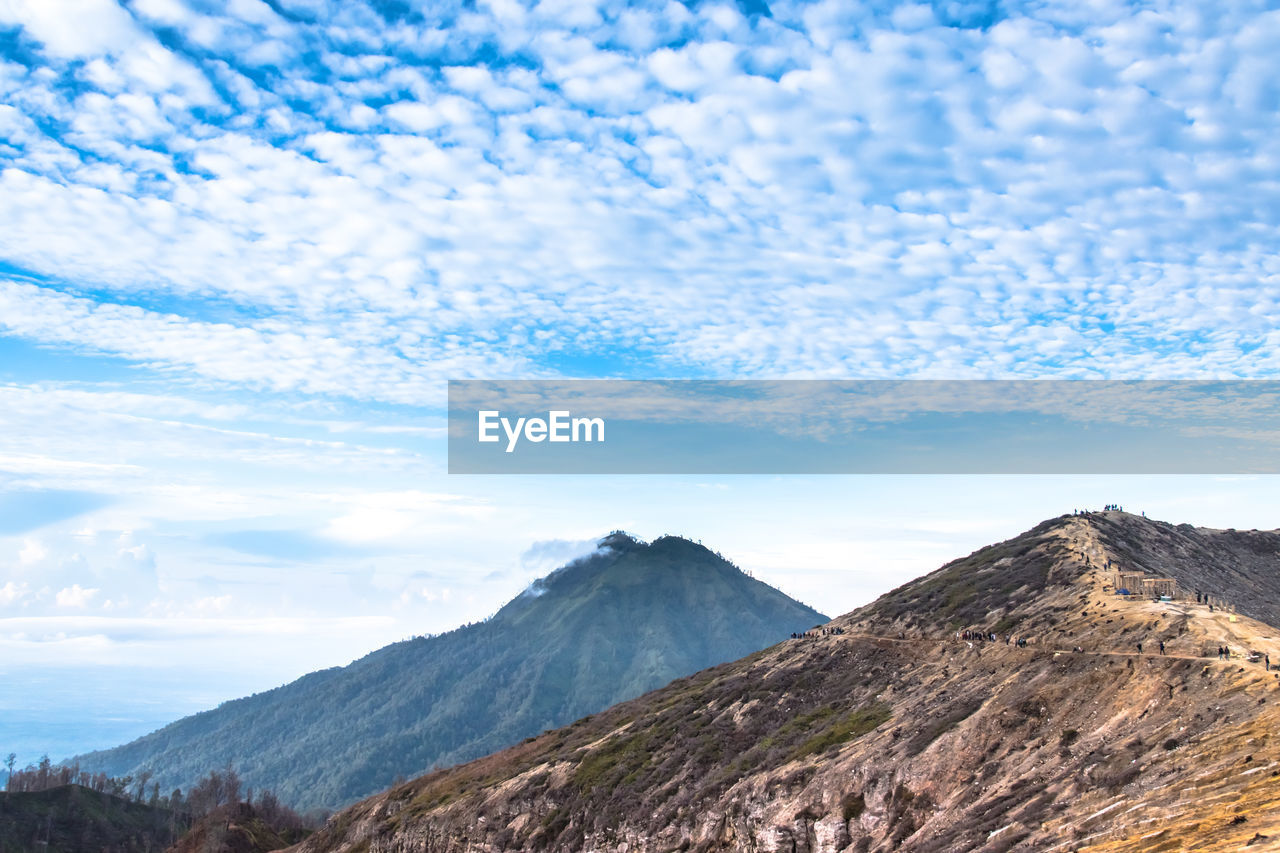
809,631,1273,669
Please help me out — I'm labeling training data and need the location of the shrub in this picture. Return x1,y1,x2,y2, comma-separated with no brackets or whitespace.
793,704,892,758
842,792,866,821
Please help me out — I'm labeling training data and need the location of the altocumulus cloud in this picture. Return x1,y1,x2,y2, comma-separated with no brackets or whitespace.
0,0,1278,403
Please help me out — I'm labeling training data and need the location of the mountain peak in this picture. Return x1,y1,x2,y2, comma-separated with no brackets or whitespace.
296,513,1280,853
843,509,1280,659
1079,509,1280,626
598,529,641,549
849,512,1085,636
78,532,824,810
513,532,752,607
594,531,730,561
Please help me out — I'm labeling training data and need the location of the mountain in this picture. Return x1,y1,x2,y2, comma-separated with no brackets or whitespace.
75,533,825,812
292,511,1280,853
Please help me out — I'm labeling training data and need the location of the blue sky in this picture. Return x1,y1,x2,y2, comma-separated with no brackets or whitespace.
2,0,1280,766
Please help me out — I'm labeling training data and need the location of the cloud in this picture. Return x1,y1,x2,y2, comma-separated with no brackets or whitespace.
0,0,143,58
0,381,440,500
321,490,494,544
55,583,99,608
17,538,47,564
0,0,1275,389
2,0,1280,761
0,580,29,606
517,536,603,577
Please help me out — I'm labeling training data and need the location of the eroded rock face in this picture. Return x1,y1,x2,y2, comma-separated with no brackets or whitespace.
292,514,1280,853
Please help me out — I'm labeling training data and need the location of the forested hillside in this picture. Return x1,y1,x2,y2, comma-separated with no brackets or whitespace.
78,533,824,810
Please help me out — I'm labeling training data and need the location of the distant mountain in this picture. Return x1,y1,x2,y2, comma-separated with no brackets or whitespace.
295,512,1280,853
76,533,824,811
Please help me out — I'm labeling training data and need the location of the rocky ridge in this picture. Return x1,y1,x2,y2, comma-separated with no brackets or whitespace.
288,512,1280,852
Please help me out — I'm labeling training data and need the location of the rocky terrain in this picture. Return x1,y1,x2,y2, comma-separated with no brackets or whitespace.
286,512,1280,852
1084,511,1280,628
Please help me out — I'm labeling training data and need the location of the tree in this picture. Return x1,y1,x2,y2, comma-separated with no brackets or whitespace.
188,764,242,816
4,752,14,793
107,774,132,798
222,762,241,807
134,769,152,802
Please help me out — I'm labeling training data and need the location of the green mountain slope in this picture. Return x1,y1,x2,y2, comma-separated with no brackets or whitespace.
0,785,183,853
75,533,824,811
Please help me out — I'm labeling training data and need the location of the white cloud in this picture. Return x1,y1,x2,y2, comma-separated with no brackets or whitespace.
18,539,47,565
0,0,1272,385
55,583,99,608
0,580,29,606
0,0,143,58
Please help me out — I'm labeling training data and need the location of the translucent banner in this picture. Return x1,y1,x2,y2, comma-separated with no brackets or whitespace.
447,380,1280,474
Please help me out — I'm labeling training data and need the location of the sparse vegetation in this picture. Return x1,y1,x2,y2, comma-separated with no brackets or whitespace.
0,760,310,853
905,698,984,755
793,704,892,758
842,791,866,821
0,785,182,853
874,520,1069,629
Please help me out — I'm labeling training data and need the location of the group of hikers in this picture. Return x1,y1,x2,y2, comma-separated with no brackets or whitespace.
1193,592,1225,611
950,629,1273,666
1071,505,1146,516
789,626,1276,674
1215,646,1271,670
790,627,846,639
956,630,1032,648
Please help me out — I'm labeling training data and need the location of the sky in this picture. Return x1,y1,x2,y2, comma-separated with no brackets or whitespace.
2,0,1279,767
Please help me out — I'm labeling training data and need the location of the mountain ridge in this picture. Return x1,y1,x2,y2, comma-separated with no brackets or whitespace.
74,532,825,811
290,512,1280,853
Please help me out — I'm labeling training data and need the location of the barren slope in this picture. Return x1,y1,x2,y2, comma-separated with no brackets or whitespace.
290,513,1280,853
